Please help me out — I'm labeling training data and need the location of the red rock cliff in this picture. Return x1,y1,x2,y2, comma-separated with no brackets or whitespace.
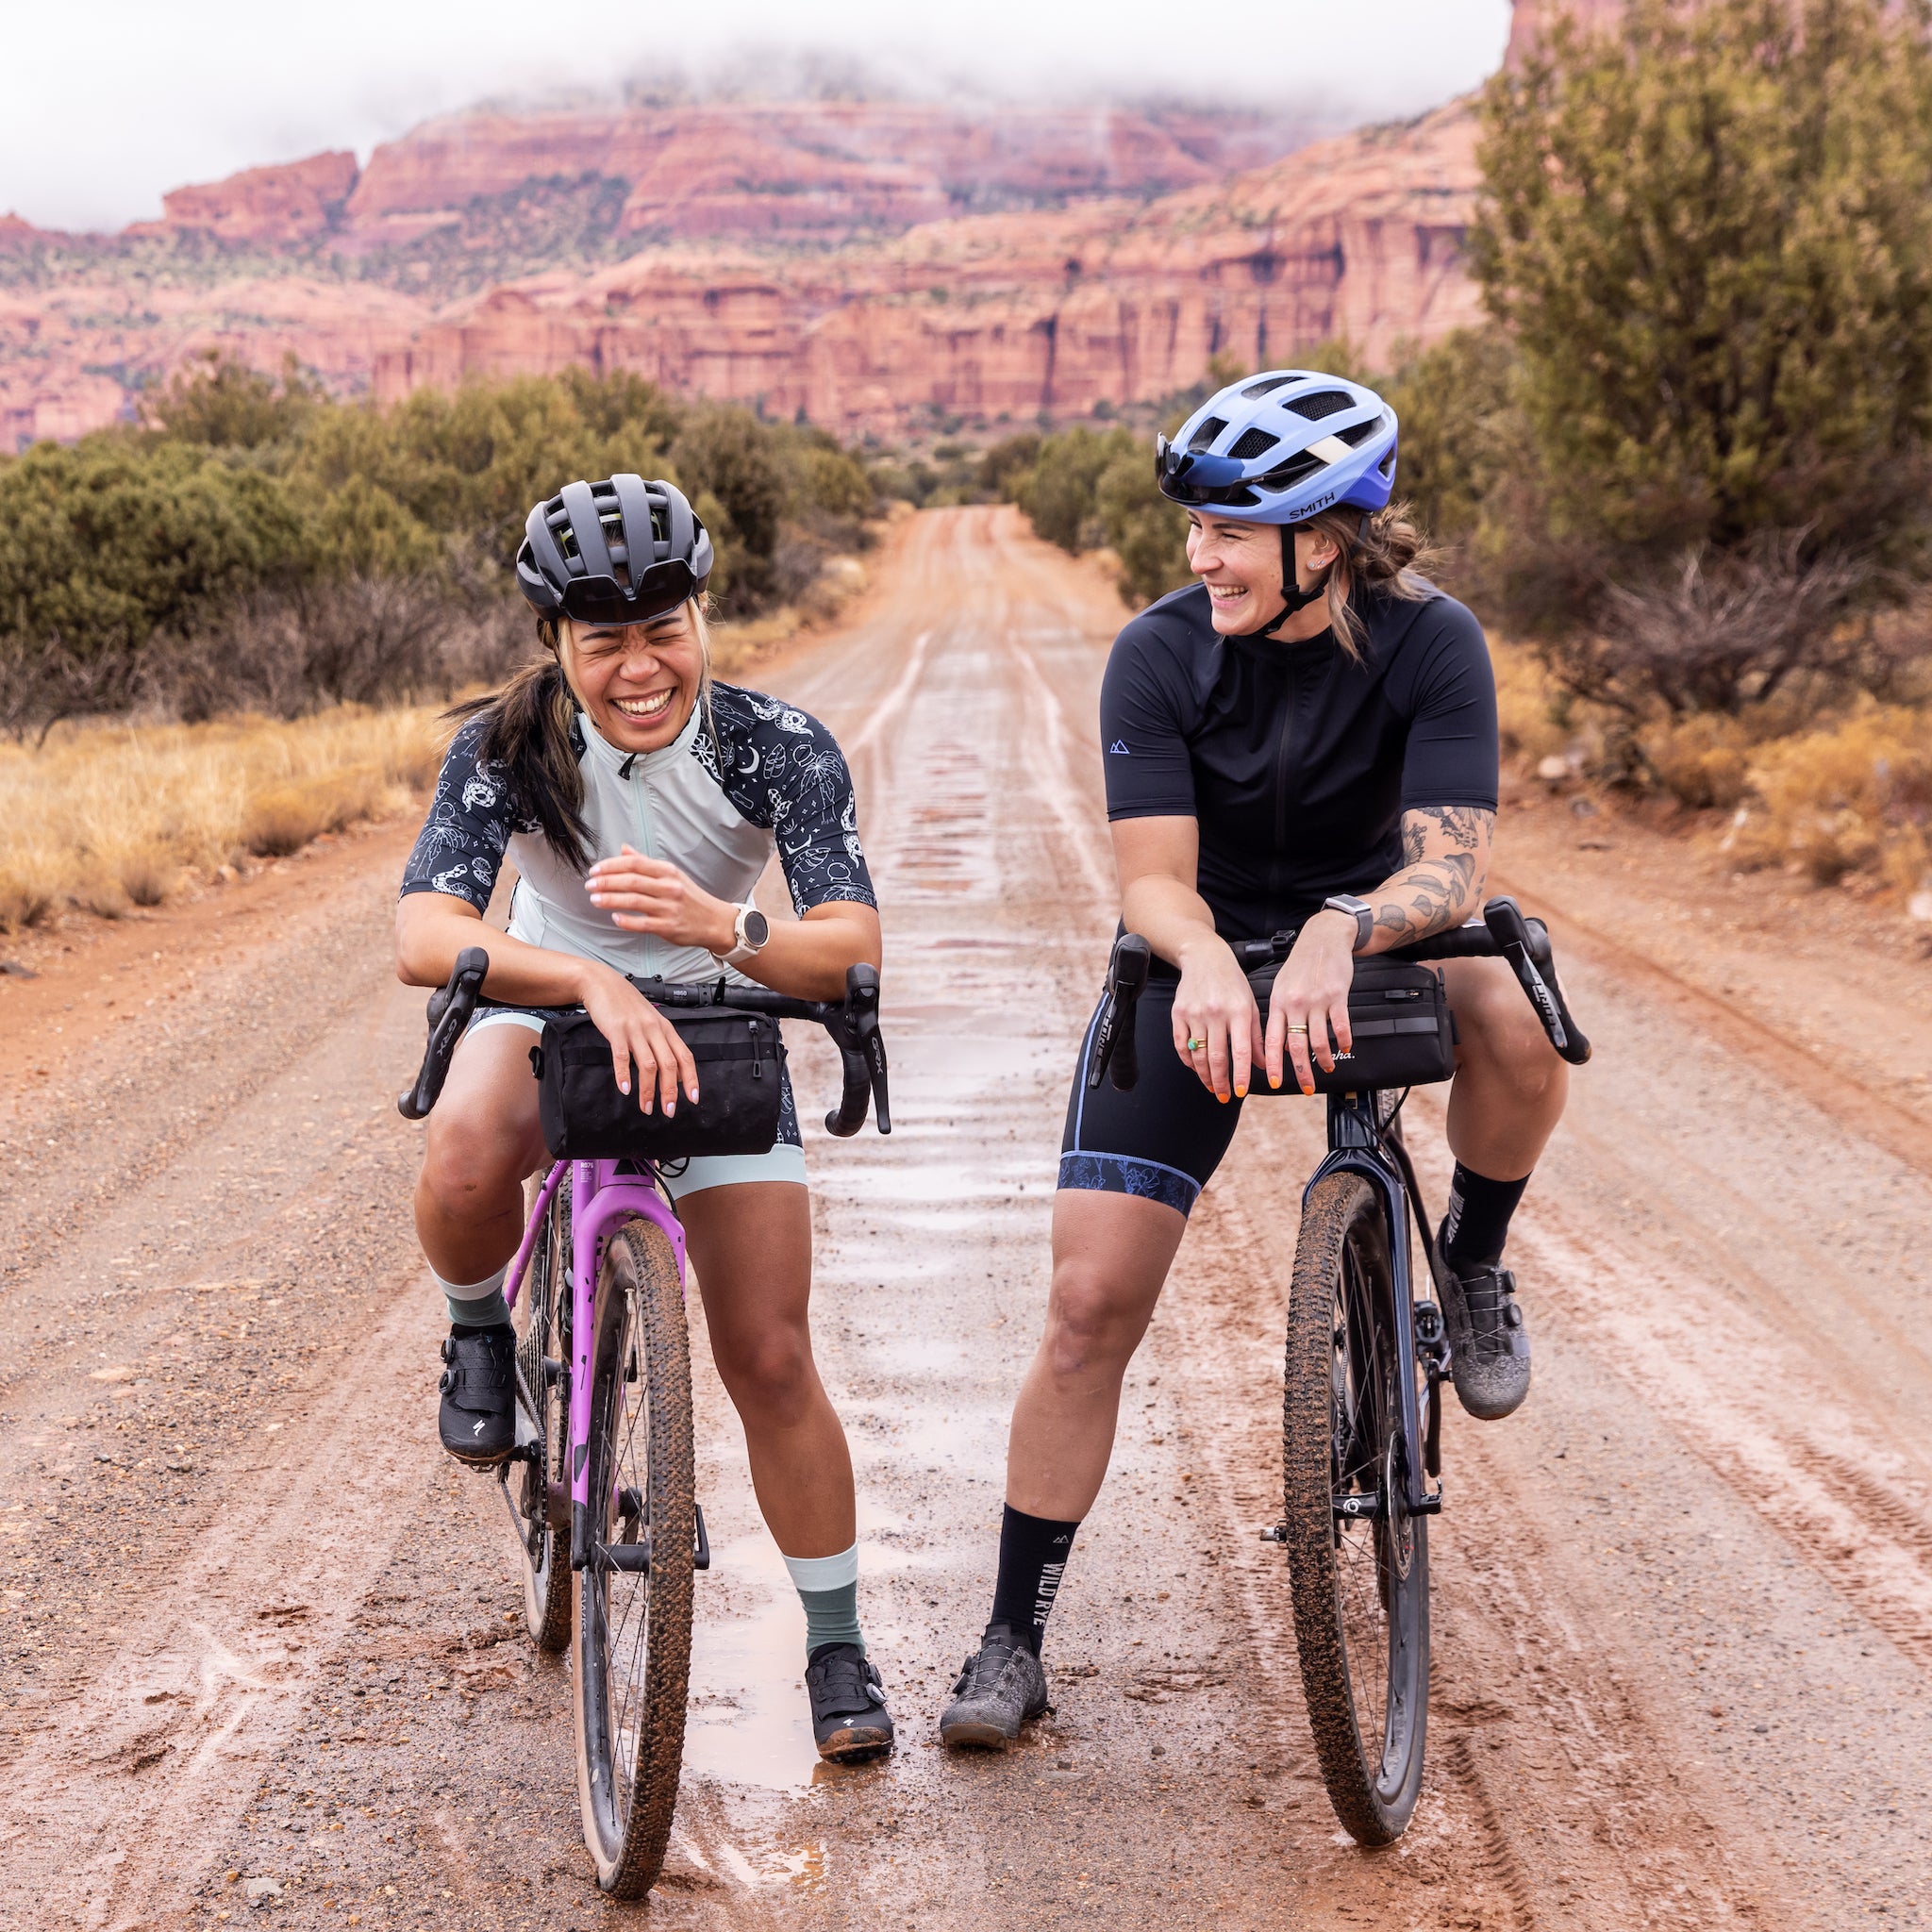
372,103,1482,435
148,151,359,245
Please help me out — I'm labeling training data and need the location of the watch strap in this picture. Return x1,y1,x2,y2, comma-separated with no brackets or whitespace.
1324,894,1374,953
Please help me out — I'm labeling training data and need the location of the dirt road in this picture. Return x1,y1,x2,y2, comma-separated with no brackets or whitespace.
3,506,1929,1931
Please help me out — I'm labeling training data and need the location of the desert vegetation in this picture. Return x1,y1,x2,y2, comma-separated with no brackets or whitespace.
0,358,875,743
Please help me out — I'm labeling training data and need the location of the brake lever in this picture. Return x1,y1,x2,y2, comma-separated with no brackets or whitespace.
1089,933,1151,1091
823,964,890,1137
398,944,491,1120
1482,897,1591,1067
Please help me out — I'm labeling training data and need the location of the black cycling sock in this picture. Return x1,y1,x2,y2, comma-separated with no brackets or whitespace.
987,1504,1080,1655
1442,1163,1531,1269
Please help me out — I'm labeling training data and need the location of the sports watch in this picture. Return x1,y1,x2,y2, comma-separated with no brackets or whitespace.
722,902,771,967
1322,893,1374,954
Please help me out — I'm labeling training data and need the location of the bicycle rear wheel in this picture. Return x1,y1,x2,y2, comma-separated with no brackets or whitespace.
1282,1171,1429,1845
513,1175,572,1652
572,1218,695,1898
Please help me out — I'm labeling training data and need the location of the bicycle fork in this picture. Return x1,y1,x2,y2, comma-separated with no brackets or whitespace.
1270,1091,1447,1535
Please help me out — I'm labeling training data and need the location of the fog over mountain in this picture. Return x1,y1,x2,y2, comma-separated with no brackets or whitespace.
0,0,1511,233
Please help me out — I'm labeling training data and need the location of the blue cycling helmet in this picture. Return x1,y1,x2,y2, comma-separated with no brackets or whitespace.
1156,370,1398,521
1157,370,1399,633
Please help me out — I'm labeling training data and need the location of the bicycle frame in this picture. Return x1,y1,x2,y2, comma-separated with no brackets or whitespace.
502,1158,688,1573
1303,1090,1445,1520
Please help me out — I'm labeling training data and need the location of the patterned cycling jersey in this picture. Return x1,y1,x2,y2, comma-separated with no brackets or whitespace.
399,679,874,984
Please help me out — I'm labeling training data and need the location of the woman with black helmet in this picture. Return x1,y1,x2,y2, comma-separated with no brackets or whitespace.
939,373,1572,1750
395,475,893,1762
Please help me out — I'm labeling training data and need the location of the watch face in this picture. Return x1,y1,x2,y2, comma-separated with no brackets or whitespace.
741,908,771,949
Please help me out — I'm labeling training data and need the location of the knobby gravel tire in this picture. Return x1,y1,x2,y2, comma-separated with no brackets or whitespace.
572,1219,695,1899
516,1178,573,1654
1282,1172,1430,1845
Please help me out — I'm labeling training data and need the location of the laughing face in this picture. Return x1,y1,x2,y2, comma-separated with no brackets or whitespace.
559,605,704,753
1184,512,1339,636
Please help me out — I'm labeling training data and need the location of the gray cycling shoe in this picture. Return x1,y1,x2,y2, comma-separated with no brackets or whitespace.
940,1624,1049,1751
805,1644,894,1763
1437,1230,1531,1421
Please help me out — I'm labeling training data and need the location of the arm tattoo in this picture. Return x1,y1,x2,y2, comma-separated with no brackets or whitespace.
1375,807,1495,944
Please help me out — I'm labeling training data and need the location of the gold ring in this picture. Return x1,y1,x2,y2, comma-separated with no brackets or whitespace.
1187,1037,1206,1051
1287,1023,1309,1034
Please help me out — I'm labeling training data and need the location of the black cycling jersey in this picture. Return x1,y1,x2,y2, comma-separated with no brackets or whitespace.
1098,581,1498,943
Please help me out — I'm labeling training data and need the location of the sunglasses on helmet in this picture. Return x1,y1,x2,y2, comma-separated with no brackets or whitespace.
555,557,700,626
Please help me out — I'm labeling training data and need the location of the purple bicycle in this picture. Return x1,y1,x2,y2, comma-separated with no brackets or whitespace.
398,946,891,1896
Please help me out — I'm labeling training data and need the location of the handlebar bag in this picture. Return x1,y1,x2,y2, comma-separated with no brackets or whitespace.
529,1008,787,1160
1249,956,1456,1093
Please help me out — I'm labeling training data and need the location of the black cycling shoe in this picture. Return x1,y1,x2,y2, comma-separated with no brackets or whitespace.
805,1643,894,1763
437,1324,517,1465
940,1623,1049,1751
1437,1224,1531,1421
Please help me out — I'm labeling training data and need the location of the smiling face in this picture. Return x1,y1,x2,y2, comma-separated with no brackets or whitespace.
558,604,705,753
1185,513,1341,637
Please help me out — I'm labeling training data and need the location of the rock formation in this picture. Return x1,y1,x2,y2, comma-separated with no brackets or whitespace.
372,103,1482,435
1,92,1482,446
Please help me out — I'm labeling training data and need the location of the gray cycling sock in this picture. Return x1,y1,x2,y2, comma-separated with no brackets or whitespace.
783,1544,864,1657
435,1263,510,1331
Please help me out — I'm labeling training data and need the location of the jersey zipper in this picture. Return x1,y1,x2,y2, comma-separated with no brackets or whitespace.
1271,654,1299,891
627,760,658,978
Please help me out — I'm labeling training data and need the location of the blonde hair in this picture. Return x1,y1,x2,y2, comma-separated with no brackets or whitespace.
1302,502,1438,658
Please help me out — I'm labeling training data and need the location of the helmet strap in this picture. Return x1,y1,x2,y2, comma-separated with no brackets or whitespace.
1257,524,1328,639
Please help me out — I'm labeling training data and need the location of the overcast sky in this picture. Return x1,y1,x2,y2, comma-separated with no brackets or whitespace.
0,1,1513,233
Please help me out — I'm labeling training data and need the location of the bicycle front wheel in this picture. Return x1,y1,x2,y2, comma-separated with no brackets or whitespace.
1282,1172,1430,1845
572,1217,696,1898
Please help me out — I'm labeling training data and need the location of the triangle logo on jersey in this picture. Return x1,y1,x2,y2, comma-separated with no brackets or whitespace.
1108,740,1129,755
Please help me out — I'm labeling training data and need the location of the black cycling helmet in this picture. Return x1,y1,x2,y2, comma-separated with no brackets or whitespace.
515,475,714,626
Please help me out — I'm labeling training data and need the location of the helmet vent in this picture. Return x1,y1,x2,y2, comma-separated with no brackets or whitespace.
1283,390,1354,422
1336,417,1381,448
1241,375,1299,399
1187,416,1228,454
1227,427,1280,461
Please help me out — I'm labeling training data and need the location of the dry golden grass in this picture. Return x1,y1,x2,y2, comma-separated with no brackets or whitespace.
1722,703,1932,890
0,705,445,931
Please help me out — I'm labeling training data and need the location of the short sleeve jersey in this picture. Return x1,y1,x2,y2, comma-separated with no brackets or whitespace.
1098,581,1498,941
400,679,874,985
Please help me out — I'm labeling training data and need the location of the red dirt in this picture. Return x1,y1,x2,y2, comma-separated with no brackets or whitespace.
2,507,1927,1931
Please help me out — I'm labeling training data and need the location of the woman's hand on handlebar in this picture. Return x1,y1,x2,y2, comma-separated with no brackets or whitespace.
1172,937,1265,1104
1267,910,1357,1097
578,962,700,1116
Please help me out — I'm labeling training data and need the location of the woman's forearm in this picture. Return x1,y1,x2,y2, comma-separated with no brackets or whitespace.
1120,874,1229,972
730,904,881,1002
395,896,604,1004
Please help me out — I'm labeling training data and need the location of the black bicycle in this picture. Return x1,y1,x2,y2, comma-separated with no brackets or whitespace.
1091,896,1590,1845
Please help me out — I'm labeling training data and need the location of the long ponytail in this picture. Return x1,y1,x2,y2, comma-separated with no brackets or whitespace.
445,618,591,870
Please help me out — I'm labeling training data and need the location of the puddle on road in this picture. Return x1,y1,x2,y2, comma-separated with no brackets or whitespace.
682,1503,917,1793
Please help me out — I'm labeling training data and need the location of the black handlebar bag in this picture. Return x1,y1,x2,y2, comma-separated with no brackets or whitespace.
529,1008,787,1160
1250,957,1457,1093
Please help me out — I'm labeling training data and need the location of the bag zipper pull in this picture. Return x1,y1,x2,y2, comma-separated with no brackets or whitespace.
750,1020,763,1079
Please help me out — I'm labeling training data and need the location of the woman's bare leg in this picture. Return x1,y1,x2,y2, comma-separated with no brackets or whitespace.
414,1026,548,1285
676,1180,856,1559
1005,1189,1188,1521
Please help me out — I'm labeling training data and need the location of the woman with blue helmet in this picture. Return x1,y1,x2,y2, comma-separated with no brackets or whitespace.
940,371,1571,1748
